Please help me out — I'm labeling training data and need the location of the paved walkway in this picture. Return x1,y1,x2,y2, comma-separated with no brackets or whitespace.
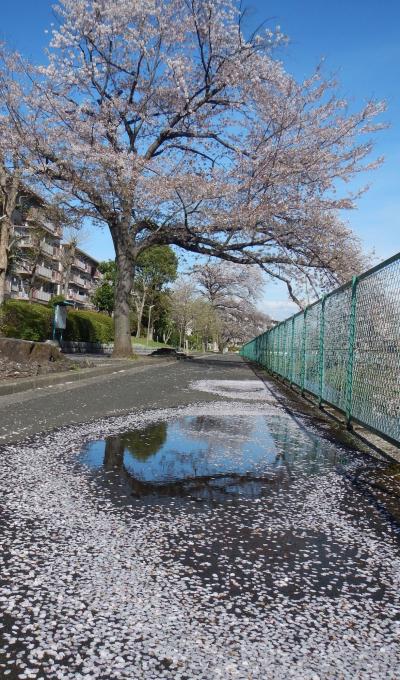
0,354,246,444
0,355,399,679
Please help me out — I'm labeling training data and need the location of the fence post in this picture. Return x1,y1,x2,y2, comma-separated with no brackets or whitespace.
318,296,326,407
346,276,358,428
277,326,280,374
272,328,277,373
301,308,308,394
282,322,287,379
269,330,272,370
290,316,295,385
263,332,267,367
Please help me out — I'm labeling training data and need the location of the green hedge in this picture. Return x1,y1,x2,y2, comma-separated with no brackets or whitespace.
0,300,114,343
0,300,52,341
64,309,114,343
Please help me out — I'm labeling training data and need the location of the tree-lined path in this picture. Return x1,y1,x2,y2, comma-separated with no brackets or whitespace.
0,355,399,679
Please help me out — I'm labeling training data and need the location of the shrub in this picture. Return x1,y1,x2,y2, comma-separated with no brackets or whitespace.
0,300,52,341
48,294,66,307
0,300,114,343
64,309,114,343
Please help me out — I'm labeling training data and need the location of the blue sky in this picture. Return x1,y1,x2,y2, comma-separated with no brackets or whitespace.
1,0,399,319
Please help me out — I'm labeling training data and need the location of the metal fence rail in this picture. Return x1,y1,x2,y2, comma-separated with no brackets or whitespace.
240,252,400,446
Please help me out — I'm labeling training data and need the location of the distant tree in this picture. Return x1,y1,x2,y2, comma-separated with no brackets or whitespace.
0,0,383,355
215,302,271,350
153,290,176,345
91,260,117,316
91,282,115,317
190,298,218,351
133,246,178,338
92,248,177,330
193,261,272,350
170,281,198,349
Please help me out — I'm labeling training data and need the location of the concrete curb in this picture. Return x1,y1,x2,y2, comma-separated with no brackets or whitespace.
0,357,177,397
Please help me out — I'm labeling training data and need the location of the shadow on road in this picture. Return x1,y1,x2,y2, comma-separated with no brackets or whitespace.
190,355,244,368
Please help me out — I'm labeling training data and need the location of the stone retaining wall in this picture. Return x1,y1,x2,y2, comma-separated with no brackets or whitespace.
0,337,64,363
61,340,114,354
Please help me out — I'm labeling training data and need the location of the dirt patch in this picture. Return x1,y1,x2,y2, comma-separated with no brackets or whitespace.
0,355,77,381
0,337,81,380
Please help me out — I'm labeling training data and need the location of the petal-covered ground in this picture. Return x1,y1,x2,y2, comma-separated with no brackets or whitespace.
0,375,399,679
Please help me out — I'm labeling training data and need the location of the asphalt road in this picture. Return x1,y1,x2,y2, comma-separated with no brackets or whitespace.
1,353,399,679
0,354,251,444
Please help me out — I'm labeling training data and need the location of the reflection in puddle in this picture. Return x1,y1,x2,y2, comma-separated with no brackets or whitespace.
2,403,400,679
78,414,346,502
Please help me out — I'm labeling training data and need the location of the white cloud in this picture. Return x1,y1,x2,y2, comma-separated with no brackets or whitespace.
259,299,299,321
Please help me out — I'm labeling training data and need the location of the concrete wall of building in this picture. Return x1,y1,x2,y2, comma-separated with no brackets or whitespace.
6,204,102,309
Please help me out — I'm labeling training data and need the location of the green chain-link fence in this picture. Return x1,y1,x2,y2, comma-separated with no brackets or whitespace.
240,252,400,446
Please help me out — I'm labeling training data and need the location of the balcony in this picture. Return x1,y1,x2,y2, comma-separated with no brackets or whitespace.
32,289,52,302
71,273,89,288
73,259,91,273
68,291,89,304
14,263,31,275
42,219,59,234
41,241,60,258
36,265,54,280
18,237,34,248
52,270,62,283
16,239,60,262
10,290,29,301
26,215,61,237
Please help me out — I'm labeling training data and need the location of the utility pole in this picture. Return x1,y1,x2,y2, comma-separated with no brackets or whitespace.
147,304,155,345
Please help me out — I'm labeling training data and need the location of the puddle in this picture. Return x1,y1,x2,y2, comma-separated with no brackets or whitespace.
78,413,348,502
2,400,400,679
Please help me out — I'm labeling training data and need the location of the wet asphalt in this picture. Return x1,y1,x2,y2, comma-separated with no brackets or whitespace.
1,354,400,679
0,354,252,444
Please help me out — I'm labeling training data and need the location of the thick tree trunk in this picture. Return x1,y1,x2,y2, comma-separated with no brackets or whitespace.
104,436,125,469
113,246,134,357
0,218,11,306
0,163,21,306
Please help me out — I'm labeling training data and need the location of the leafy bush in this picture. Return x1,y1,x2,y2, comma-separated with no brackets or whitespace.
0,300,114,343
0,300,52,341
48,294,66,307
64,309,114,343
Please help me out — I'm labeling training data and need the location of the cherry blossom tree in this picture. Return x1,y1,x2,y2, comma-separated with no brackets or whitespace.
0,0,384,355
193,261,272,349
193,261,264,309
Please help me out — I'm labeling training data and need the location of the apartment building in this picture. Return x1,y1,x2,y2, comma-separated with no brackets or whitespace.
61,244,102,309
6,192,102,309
6,196,63,305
